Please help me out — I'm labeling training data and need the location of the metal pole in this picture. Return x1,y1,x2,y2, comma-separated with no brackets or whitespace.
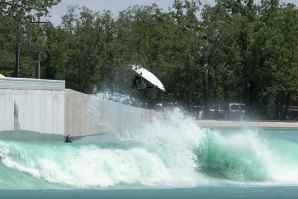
35,50,41,79
31,20,51,79
15,39,20,77
34,20,40,79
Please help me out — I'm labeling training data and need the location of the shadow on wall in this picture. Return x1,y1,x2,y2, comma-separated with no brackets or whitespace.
14,100,20,131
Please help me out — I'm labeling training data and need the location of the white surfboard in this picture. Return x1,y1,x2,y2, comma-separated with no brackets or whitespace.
132,65,165,91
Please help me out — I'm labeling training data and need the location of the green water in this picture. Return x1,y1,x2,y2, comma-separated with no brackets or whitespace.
1,116,298,198
1,186,298,199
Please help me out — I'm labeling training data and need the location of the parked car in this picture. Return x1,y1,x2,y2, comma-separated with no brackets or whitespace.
200,104,225,120
229,103,245,120
287,106,298,120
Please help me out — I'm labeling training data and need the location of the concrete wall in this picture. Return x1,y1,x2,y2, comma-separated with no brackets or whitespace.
0,78,164,139
0,78,65,139
65,89,164,137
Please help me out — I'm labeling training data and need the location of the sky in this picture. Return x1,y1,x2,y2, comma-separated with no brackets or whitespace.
48,0,174,26
48,0,298,26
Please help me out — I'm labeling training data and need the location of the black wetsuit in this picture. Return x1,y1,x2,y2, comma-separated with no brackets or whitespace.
132,76,153,90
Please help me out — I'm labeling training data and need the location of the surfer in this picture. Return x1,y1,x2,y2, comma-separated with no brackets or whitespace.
131,65,165,91
132,75,154,90
65,135,72,143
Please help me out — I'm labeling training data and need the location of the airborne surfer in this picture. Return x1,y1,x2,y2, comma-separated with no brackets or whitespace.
132,75,154,90
131,65,165,91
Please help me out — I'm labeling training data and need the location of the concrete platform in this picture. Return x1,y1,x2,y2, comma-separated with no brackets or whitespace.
196,120,298,129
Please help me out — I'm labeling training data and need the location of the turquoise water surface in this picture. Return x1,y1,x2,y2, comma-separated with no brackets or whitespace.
1,111,298,198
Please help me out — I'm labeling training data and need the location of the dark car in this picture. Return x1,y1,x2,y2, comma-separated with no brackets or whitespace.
287,107,298,120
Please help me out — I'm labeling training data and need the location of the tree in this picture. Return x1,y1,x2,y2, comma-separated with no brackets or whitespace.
0,0,61,77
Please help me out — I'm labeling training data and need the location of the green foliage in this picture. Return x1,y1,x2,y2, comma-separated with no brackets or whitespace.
0,0,61,77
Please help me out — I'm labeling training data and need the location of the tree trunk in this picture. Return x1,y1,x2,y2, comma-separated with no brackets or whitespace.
185,64,192,110
275,95,280,120
223,74,229,120
203,69,208,119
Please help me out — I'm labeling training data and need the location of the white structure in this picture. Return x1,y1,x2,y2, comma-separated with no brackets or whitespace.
65,89,164,137
0,78,65,138
0,77,164,139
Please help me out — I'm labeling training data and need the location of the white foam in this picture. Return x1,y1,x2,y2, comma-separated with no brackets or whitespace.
0,109,209,188
1,108,298,188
